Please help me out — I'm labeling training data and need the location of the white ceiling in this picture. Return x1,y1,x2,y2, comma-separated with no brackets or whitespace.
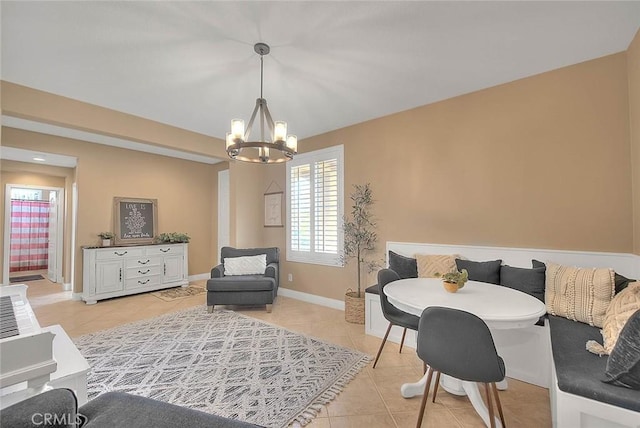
2,1,639,142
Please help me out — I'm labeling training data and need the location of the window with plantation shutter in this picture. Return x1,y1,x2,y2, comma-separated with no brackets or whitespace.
287,145,344,266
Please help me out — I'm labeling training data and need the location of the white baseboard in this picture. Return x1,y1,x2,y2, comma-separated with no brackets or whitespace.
62,282,72,291
279,287,345,311
189,273,210,281
184,275,345,310
71,292,83,301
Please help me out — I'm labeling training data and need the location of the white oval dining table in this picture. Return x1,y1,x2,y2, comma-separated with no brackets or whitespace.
384,277,546,428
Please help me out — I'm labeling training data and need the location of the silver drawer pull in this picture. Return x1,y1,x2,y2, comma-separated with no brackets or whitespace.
138,269,150,274
114,251,128,256
138,259,150,265
138,279,150,285
160,248,170,253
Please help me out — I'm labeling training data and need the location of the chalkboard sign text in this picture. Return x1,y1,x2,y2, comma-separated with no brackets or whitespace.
113,197,158,245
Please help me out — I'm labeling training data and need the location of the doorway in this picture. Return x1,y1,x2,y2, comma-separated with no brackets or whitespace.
3,184,65,285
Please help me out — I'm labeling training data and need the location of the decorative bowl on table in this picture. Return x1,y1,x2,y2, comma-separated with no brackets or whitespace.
437,269,469,293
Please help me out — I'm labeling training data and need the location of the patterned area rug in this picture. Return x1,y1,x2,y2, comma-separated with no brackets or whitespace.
151,284,206,301
74,306,370,427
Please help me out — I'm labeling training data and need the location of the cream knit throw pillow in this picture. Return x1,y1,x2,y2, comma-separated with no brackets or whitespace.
545,262,615,328
415,254,460,278
587,282,640,356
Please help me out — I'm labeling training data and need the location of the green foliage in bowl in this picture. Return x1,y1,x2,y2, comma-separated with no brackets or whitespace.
436,269,469,289
156,232,191,243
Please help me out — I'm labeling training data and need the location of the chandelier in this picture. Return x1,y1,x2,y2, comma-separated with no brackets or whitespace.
226,43,297,164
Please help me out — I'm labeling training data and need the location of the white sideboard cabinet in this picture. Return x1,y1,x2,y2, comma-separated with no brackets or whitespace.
82,243,188,304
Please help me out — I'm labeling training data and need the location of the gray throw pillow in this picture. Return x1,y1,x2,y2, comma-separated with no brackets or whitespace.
455,259,502,285
500,265,545,302
603,309,640,390
615,273,635,294
532,259,546,269
388,251,418,279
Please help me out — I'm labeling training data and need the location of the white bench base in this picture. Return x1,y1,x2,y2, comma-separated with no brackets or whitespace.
550,358,640,428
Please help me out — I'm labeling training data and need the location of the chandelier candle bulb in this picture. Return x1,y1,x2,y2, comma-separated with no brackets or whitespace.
274,121,287,141
260,147,270,162
231,119,244,140
286,135,298,152
225,132,234,149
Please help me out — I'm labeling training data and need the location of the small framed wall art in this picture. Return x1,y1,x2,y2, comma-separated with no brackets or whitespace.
114,197,158,245
264,192,284,227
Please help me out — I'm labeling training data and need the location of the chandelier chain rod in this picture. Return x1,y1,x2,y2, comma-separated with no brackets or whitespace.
260,54,264,100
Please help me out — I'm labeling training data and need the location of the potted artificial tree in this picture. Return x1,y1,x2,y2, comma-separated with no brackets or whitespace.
341,183,381,324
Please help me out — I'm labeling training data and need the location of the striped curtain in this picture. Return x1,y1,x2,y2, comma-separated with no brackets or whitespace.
9,200,50,272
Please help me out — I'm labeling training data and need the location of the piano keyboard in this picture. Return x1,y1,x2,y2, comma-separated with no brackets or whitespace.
0,285,41,339
0,296,19,339
1,284,56,394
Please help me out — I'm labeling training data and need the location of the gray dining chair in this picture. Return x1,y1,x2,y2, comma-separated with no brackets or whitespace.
416,306,506,428
372,268,420,368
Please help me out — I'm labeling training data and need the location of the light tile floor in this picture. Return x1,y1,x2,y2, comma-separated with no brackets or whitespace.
22,277,551,427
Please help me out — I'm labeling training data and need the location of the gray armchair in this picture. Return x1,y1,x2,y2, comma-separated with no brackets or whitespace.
206,247,280,313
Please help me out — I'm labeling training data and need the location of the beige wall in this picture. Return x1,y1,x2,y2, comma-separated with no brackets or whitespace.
2,82,226,159
0,161,75,284
2,127,220,293
628,30,640,255
261,52,635,301
228,161,266,248
1,42,637,303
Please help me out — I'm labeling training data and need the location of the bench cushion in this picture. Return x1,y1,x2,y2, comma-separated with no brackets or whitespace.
549,315,640,412
365,284,379,294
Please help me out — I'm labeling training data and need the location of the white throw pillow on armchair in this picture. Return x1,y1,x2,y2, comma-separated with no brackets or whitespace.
224,254,267,276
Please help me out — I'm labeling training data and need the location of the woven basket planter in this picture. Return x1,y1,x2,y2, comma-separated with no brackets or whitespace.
345,291,365,324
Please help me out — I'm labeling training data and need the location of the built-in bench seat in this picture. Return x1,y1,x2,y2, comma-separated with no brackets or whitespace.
365,241,640,428
549,315,640,413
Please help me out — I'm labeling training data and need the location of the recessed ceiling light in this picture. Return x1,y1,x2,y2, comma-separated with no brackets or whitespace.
32,157,46,162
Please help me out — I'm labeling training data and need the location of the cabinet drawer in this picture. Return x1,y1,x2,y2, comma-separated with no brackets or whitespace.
147,245,184,256
125,256,162,268
125,275,162,290
96,248,144,260
126,265,163,279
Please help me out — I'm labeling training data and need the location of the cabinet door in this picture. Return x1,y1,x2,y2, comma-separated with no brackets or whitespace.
163,254,184,283
95,260,124,294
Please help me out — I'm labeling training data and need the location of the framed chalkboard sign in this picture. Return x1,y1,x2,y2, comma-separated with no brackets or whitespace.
113,197,158,245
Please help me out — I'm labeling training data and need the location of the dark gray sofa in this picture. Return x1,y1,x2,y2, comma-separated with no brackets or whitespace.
1,388,260,428
207,247,279,313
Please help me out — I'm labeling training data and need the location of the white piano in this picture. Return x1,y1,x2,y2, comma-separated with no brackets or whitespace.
0,284,89,409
